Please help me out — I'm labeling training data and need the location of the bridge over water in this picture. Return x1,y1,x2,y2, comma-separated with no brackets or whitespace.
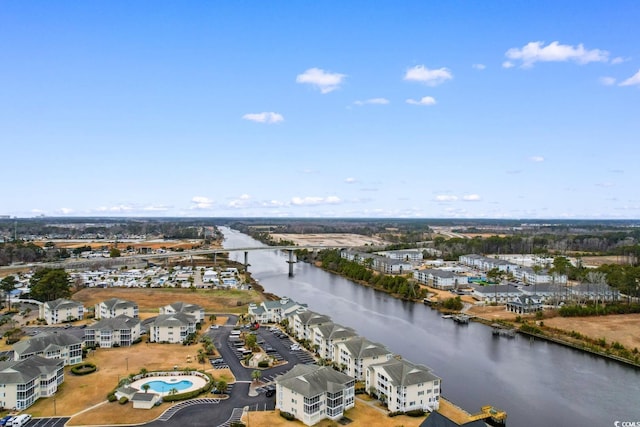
0,244,363,277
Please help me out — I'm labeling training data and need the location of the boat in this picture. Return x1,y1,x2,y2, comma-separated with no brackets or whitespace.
441,314,453,319
453,314,470,324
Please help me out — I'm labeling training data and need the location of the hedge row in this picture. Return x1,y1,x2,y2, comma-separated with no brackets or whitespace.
71,363,97,375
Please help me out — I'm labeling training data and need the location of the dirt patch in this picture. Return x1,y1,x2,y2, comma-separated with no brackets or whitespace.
580,256,630,267
544,314,640,350
466,305,520,321
71,287,264,314
270,233,388,247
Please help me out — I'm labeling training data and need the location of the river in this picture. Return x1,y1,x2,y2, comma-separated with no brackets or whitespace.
221,227,640,427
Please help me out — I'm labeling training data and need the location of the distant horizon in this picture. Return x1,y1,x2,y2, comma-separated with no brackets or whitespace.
2,215,640,224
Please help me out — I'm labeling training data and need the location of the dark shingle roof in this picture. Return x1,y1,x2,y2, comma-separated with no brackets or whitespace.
13,331,82,356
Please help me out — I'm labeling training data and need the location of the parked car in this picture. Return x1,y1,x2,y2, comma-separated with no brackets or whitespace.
8,414,31,427
0,416,13,427
290,344,301,351
265,385,276,397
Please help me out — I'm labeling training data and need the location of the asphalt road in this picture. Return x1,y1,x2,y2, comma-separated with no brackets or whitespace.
140,315,315,427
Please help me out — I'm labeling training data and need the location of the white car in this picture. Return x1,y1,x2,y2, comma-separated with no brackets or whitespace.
290,344,301,351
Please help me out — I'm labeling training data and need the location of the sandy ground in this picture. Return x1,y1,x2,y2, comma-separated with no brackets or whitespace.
270,233,388,247
580,255,631,267
544,314,640,350
245,396,425,427
72,287,263,314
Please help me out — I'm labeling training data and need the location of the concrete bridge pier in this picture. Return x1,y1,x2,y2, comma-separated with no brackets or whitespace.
244,251,249,272
286,249,297,277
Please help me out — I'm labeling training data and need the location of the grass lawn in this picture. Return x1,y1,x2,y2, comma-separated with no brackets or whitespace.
27,339,235,425
245,398,427,427
72,287,264,314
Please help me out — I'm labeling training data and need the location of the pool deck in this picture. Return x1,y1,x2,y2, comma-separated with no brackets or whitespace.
129,375,208,396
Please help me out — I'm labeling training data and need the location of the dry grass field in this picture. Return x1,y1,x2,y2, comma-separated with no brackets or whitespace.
27,339,235,425
245,397,426,427
270,233,388,247
71,287,264,314
544,313,640,350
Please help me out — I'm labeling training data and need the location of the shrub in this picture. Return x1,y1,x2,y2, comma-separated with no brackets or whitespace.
406,409,426,417
107,393,117,402
229,422,246,427
71,363,97,375
258,360,269,368
118,396,128,404
280,411,296,421
387,411,403,417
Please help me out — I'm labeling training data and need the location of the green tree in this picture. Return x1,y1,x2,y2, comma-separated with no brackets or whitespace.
29,268,71,302
217,379,228,394
251,370,262,383
142,383,150,393
244,333,257,351
109,247,121,258
0,275,18,310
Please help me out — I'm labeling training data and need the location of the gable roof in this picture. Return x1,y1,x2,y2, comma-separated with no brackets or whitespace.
87,315,140,332
165,302,203,313
44,298,82,310
100,298,137,311
312,323,357,340
337,337,391,359
371,358,440,387
277,364,353,398
151,312,196,328
0,355,62,384
419,411,488,427
13,331,82,356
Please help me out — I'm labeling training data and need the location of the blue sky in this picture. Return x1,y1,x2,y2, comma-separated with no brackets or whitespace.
1,1,639,219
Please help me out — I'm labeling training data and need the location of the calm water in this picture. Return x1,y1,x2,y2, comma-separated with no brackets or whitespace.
143,380,192,393
222,227,640,427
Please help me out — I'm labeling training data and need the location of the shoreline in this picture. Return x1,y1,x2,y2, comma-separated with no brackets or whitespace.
292,255,640,369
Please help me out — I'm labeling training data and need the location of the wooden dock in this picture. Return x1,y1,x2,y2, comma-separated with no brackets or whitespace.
438,398,507,425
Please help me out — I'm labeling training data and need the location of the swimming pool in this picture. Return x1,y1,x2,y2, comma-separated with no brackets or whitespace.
143,379,193,393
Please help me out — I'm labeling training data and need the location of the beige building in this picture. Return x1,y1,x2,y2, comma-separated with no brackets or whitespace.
366,358,441,413
0,356,64,410
39,298,85,325
149,312,197,344
159,302,204,323
290,310,331,341
85,315,141,348
333,337,393,380
95,298,138,319
13,331,83,366
308,322,357,361
276,364,355,426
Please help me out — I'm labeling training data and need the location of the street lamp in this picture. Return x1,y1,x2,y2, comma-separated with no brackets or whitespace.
126,357,129,372
53,396,56,416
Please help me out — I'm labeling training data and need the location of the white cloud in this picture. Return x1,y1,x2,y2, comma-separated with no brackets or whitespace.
291,196,341,206
354,98,389,106
404,65,453,86
611,56,628,64
502,61,515,69
463,194,481,201
345,177,357,184
57,207,74,215
472,63,486,70
296,68,346,94
142,205,170,212
599,76,617,86
505,41,609,68
96,205,135,213
435,195,458,202
242,112,284,124
619,69,640,87
191,196,214,209
530,156,545,162
406,96,437,106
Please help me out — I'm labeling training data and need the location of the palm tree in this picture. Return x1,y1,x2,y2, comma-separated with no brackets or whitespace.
142,384,150,393
217,379,228,394
169,388,178,396
251,370,262,383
